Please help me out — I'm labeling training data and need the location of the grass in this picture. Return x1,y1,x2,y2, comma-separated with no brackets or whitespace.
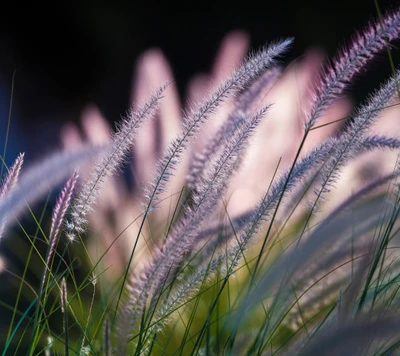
2,5,400,355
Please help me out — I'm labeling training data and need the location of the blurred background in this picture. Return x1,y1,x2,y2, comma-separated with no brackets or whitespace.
0,1,398,163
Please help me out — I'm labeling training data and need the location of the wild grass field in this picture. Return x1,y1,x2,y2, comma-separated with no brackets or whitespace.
2,4,400,355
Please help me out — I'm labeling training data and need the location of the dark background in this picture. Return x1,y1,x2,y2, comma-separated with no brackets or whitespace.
0,1,399,162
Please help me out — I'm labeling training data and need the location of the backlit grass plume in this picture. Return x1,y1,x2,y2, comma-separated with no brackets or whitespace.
2,6,400,356
65,84,169,242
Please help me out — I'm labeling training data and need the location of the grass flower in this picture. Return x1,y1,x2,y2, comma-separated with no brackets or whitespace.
0,153,24,239
3,7,400,356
